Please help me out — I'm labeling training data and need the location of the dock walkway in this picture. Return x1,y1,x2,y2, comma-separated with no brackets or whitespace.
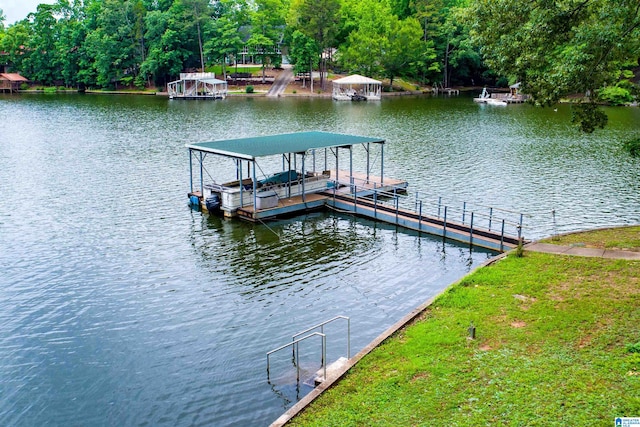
525,242,640,260
324,191,520,252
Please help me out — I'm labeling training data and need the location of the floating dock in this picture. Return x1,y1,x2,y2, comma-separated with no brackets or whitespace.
186,131,524,252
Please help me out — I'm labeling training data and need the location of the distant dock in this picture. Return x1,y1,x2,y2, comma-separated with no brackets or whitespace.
186,131,524,252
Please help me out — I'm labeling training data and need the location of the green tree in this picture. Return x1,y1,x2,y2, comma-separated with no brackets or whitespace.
204,0,248,79
81,0,149,88
248,0,287,82
287,29,318,90
141,10,191,86
54,0,89,88
288,0,340,89
468,0,640,132
0,22,32,76
339,0,390,77
382,16,435,87
23,4,60,85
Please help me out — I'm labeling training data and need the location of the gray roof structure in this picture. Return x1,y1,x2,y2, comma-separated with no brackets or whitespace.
186,131,385,161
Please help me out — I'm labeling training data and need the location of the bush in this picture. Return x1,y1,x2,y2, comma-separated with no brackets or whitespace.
43,87,57,94
20,83,29,90
600,86,633,105
245,85,254,94
627,341,640,353
623,137,640,157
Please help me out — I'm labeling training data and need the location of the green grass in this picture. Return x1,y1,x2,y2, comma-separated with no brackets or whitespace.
289,244,640,426
543,226,640,250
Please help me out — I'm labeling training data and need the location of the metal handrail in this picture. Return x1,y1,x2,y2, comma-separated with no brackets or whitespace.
331,177,526,242
266,332,326,384
292,315,350,360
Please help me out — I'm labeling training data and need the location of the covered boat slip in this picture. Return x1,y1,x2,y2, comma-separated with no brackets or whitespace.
186,131,395,220
332,75,382,101
168,72,228,99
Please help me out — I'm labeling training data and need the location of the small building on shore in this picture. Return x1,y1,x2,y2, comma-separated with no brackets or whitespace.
0,73,29,93
167,73,227,100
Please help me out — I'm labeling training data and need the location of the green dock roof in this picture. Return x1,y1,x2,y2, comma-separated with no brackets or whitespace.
185,131,385,161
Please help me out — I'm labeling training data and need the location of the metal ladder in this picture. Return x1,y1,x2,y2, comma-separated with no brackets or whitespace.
266,316,351,384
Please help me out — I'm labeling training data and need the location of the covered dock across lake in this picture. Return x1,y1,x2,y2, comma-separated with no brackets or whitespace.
332,75,382,101
168,72,227,99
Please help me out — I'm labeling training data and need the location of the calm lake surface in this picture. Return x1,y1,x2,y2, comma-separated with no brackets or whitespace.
1,93,638,426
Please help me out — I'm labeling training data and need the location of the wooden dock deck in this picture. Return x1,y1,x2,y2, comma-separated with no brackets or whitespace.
236,193,329,221
328,170,408,195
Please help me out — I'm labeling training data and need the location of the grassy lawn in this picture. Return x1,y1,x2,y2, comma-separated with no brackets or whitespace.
288,242,640,426
542,226,640,251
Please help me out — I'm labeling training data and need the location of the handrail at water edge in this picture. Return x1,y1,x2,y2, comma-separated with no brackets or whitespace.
266,332,326,384
292,315,350,360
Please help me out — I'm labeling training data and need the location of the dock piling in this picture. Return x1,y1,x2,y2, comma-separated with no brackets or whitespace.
469,212,474,245
488,207,493,231
443,206,448,238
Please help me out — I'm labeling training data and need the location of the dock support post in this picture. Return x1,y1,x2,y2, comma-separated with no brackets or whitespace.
335,149,339,187
353,178,357,212
366,143,370,183
380,143,384,184
395,188,399,225
349,146,353,195
324,148,327,172
239,160,244,207
418,200,422,233
489,207,493,230
518,213,524,239
373,183,377,219
469,212,474,246
287,154,292,199
189,149,193,193
443,206,448,238
301,153,306,202
199,152,204,199
252,160,257,210
500,219,505,252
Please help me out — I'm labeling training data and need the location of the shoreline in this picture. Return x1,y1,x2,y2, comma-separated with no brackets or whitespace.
271,224,640,426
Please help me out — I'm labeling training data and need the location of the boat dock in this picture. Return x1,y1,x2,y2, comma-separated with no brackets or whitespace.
186,131,524,252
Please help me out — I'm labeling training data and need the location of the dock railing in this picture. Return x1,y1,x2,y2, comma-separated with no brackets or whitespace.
333,176,525,245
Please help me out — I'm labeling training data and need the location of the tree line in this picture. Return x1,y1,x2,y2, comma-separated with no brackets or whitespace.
0,0,638,133
0,0,489,91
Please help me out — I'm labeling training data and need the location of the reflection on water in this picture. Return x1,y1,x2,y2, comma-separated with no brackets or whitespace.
0,93,638,426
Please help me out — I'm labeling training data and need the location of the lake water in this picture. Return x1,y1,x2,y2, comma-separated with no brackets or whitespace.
1,93,638,426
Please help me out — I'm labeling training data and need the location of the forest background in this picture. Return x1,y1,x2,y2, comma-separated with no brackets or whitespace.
0,0,639,132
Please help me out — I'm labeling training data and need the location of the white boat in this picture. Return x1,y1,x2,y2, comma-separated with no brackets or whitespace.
486,98,508,106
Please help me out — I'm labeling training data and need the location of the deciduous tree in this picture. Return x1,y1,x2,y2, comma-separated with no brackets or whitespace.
468,0,640,132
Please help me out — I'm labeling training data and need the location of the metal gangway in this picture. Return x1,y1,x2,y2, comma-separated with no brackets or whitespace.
325,175,526,252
